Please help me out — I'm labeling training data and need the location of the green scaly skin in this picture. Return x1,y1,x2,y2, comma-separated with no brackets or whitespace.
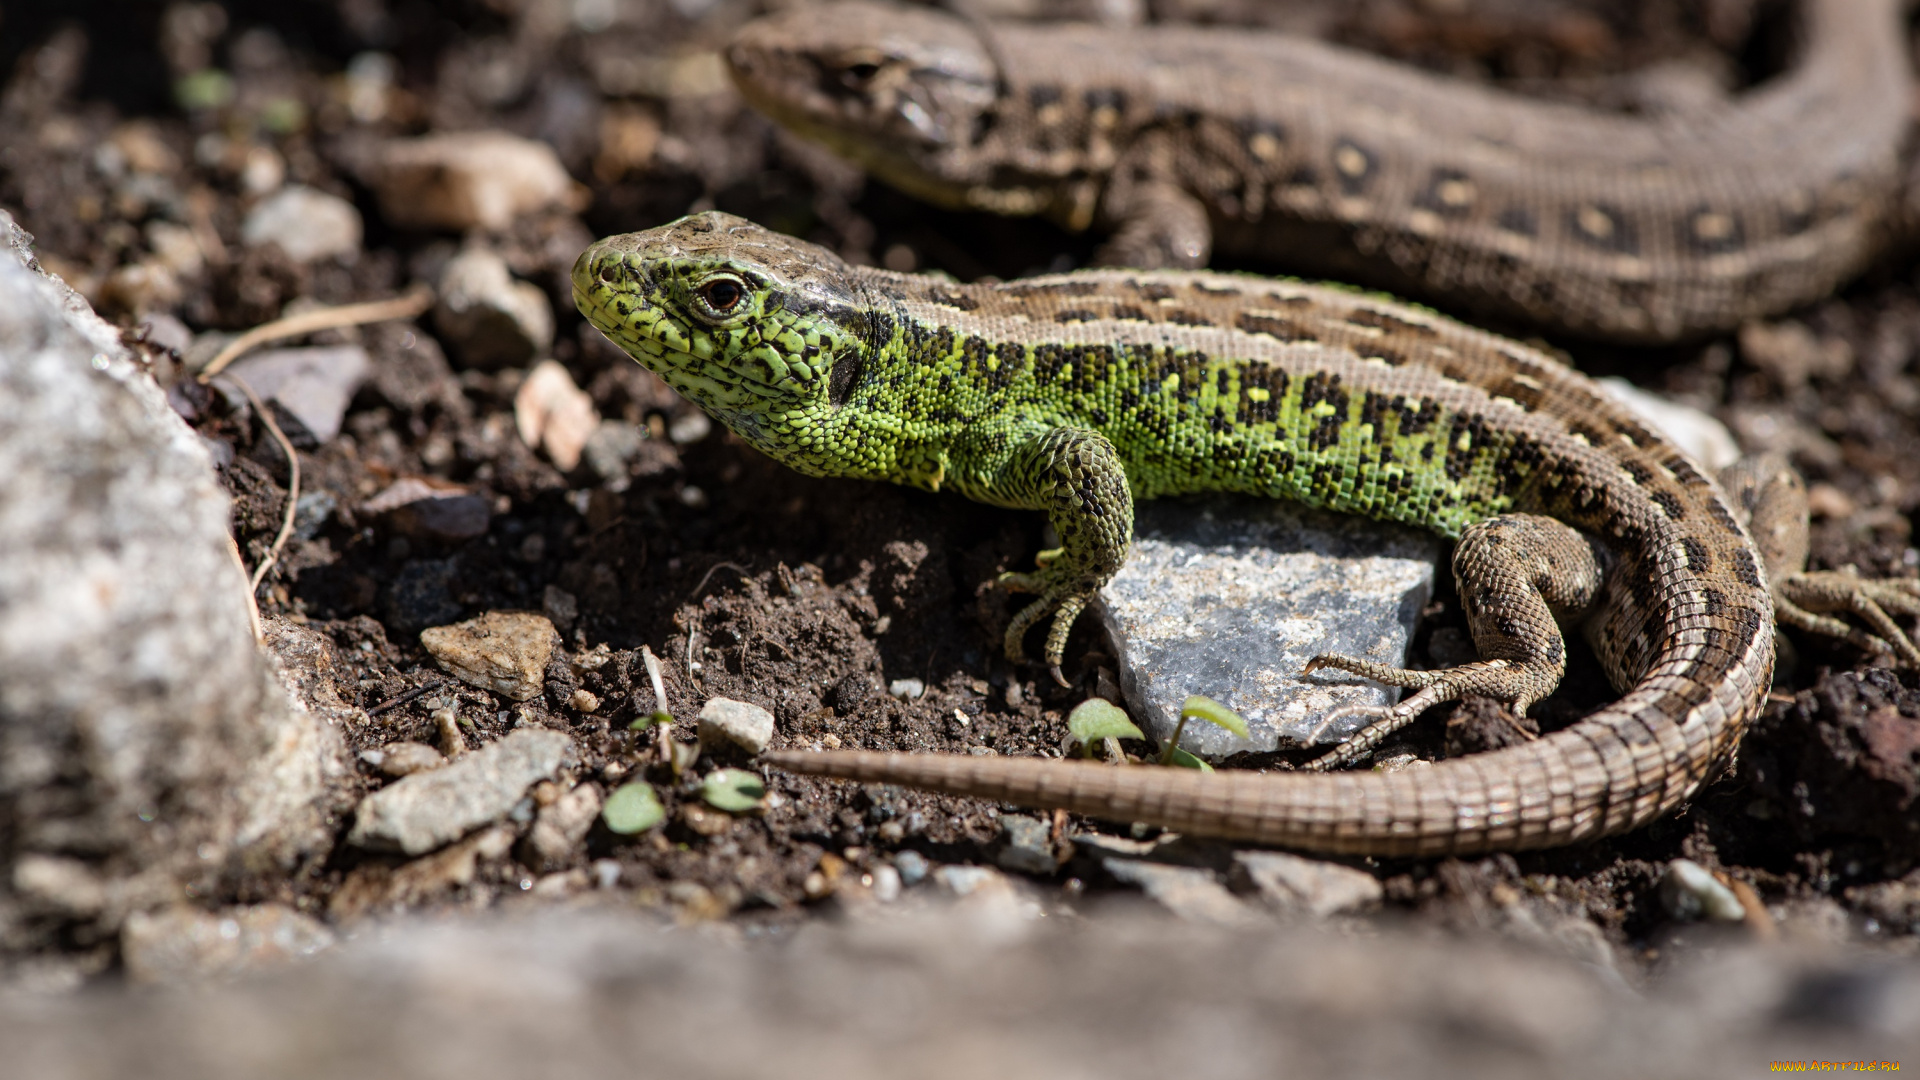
574,211,1827,855
577,214,1529,680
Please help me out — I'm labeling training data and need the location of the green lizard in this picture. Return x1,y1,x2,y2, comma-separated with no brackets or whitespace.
573,212,1920,855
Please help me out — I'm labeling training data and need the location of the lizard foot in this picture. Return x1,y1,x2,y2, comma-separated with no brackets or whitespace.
1300,654,1544,770
998,549,1094,688
1778,568,1920,667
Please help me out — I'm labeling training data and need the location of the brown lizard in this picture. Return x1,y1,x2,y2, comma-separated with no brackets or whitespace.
575,212,1920,856
724,0,1911,342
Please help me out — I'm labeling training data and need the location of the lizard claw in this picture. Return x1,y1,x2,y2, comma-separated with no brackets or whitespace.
1303,652,1535,769
1778,568,1920,668
996,551,1097,677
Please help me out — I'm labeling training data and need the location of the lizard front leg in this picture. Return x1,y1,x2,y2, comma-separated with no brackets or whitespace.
1090,145,1212,269
960,425,1134,686
1722,453,1920,666
1305,514,1608,770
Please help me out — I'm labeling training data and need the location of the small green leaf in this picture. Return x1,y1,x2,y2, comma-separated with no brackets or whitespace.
1180,695,1250,739
701,768,767,813
174,69,235,111
601,782,665,834
629,710,673,731
1068,698,1144,755
1164,746,1214,772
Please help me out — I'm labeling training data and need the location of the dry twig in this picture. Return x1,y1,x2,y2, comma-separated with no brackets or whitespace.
196,285,434,382
225,375,301,594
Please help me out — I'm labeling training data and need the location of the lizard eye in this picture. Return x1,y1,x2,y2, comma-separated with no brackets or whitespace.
837,48,888,88
693,274,748,320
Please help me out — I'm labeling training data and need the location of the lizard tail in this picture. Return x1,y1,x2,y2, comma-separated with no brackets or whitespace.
760,683,1746,856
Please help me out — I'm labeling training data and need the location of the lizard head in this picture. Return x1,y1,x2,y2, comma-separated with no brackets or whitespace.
724,1,998,206
572,212,876,463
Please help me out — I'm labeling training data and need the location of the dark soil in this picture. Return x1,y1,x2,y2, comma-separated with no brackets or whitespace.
4,0,1917,959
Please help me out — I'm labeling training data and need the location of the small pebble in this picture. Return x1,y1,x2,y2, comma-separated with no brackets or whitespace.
346,728,576,855
363,131,580,232
218,345,371,445
893,850,929,886
995,814,1057,877
1660,858,1747,923
514,360,598,472
697,697,776,755
375,741,446,777
871,865,902,903
592,859,622,889
1233,850,1382,918
362,477,490,544
570,689,601,713
420,611,559,702
667,410,711,444
888,678,925,701
239,184,362,263
433,247,554,370
431,710,465,758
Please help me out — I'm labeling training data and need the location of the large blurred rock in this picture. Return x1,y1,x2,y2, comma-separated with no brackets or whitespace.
0,209,346,961
1,908,1914,1077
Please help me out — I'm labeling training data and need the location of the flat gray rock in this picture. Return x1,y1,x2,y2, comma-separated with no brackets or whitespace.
217,344,370,444
348,728,576,855
1099,496,1442,759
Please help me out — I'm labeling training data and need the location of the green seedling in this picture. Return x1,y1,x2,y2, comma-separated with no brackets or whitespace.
1164,746,1214,772
1158,695,1250,767
1067,698,1143,759
629,710,674,731
701,768,766,813
602,781,666,834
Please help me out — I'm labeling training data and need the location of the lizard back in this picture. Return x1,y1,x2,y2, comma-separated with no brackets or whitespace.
727,0,1909,341
576,214,1777,854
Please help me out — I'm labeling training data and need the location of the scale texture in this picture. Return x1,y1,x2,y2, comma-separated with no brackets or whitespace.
571,212,1799,856
725,0,1909,341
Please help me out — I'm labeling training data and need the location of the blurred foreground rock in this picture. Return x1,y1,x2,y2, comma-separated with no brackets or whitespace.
0,209,346,966
3,907,1914,1078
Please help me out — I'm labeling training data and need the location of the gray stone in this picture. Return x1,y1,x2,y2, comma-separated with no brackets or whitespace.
582,419,645,487
1100,496,1441,758
0,209,342,957
362,477,492,543
347,728,576,855
120,904,335,983
1232,850,1383,917
239,185,363,263
893,850,930,886
1099,858,1260,926
888,678,925,701
420,611,558,702
995,814,1057,876
217,345,370,444
433,247,554,370
697,697,776,755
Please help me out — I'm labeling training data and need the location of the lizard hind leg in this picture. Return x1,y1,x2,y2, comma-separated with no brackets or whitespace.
1720,453,1920,668
1303,514,1608,770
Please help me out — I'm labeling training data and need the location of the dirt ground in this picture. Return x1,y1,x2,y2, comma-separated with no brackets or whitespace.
3,0,1918,967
